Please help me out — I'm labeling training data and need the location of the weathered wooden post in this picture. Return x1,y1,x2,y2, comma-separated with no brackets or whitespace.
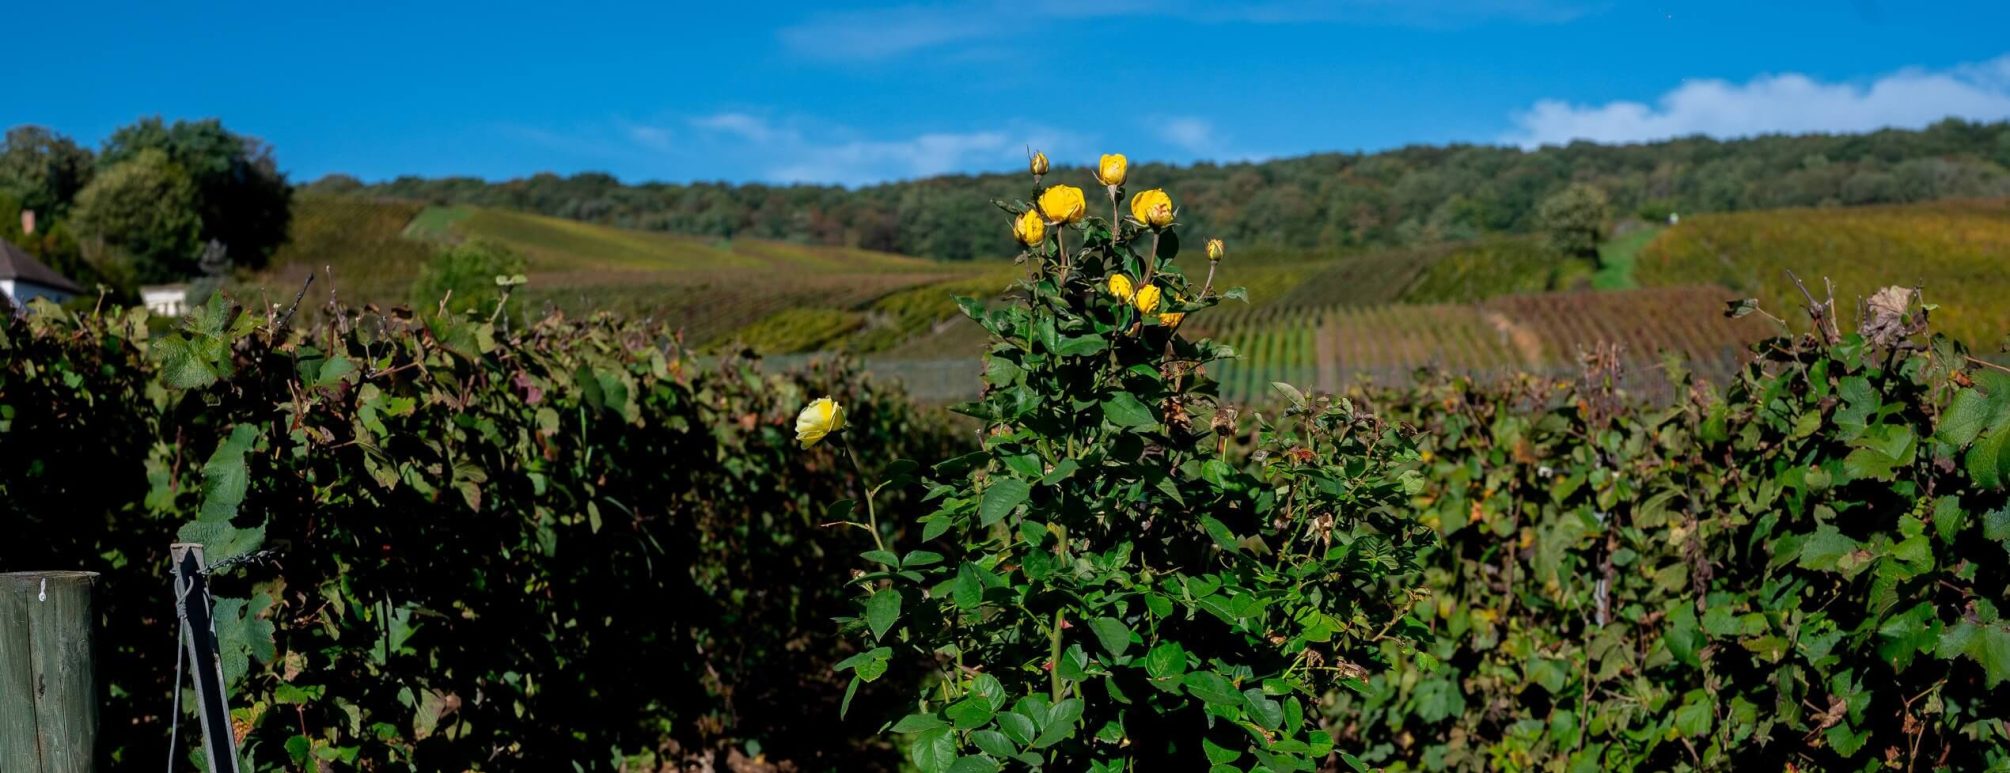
0,570,100,773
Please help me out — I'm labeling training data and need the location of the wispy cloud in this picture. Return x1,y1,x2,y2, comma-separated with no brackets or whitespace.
1150,116,1264,162
685,112,1083,185
780,0,1601,61
1504,54,2010,148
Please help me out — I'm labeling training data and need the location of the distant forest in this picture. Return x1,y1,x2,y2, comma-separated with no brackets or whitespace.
314,119,2010,261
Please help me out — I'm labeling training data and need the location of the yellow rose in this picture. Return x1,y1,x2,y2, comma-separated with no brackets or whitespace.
1029,150,1050,177
1133,284,1162,314
1012,208,1045,247
1107,273,1135,302
1206,238,1225,262
1157,311,1185,327
1038,185,1087,224
1129,189,1175,229
794,396,845,448
1094,153,1128,187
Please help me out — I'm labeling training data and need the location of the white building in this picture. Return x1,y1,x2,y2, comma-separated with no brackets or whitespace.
0,240,81,313
141,284,192,317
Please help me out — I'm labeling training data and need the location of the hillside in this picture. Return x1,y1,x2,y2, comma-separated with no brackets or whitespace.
1636,198,2010,346
321,120,2010,262
250,196,1000,349
250,194,2010,404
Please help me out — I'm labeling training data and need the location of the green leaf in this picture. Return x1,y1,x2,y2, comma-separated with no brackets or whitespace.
892,713,947,733
1182,671,1243,707
971,730,1017,759
834,647,891,683
910,727,957,773
1665,603,1702,668
1101,392,1158,430
866,589,902,641
1877,602,1943,671
1938,387,2001,446
979,478,1031,526
947,695,997,729
1797,525,1866,574
1089,616,1133,659
175,521,265,566
1055,335,1107,357
1242,688,1284,730
1672,693,1713,738
209,592,275,692
197,424,260,522
1936,620,2010,686
947,757,1000,773
1030,698,1083,748
969,673,1006,712
1968,423,2010,489
953,562,989,612
997,711,1036,745
1145,641,1188,680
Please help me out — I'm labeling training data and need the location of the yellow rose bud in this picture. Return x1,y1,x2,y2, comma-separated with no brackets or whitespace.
1206,238,1225,262
1029,150,1050,177
1038,185,1087,224
794,396,845,448
1012,208,1045,247
1094,153,1128,187
1129,189,1175,229
1157,311,1185,327
1106,273,1135,302
1133,284,1162,314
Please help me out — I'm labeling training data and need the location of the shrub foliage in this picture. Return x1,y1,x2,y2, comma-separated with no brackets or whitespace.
0,295,963,770
829,163,1433,770
1337,294,2010,770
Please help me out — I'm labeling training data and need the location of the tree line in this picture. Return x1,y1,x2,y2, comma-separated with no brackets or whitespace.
0,118,291,294
317,119,2010,261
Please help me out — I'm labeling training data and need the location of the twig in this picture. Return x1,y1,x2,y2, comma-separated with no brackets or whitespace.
1966,355,2010,375
275,273,315,334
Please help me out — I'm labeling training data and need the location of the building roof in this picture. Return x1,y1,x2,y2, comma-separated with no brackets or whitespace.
0,240,83,294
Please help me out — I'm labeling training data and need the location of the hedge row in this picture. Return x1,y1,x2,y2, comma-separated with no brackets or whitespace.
1336,305,2010,770
0,296,964,770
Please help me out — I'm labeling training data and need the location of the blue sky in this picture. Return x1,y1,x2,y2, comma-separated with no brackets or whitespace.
9,1,2010,186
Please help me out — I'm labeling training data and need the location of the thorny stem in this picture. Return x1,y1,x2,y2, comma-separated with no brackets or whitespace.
1056,226,1070,283
1966,354,2010,375
1142,231,1161,287
1200,260,1219,299
1108,186,1121,244
1048,608,1066,701
839,437,887,553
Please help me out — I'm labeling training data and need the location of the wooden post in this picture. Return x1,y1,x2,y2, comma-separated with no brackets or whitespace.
170,544,240,773
0,571,100,773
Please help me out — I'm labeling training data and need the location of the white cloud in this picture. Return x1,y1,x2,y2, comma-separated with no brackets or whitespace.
779,0,1599,61
1157,117,1219,154
1505,54,2010,148
686,112,1082,185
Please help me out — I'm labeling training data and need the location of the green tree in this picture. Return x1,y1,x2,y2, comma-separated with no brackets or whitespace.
99,117,292,270
1536,182,1609,260
0,126,95,217
70,148,202,283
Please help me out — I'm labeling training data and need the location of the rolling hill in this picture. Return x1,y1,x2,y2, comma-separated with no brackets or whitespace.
1636,198,2010,346
248,194,2010,403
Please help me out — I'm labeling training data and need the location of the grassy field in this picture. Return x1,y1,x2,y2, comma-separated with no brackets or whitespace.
1592,224,1661,289
256,195,435,304
251,195,2009,396
1196,286,1770,402
256,197,998,350
1636,199,2010,346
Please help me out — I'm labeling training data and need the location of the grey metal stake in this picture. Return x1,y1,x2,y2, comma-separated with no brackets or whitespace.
169,544,240,773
